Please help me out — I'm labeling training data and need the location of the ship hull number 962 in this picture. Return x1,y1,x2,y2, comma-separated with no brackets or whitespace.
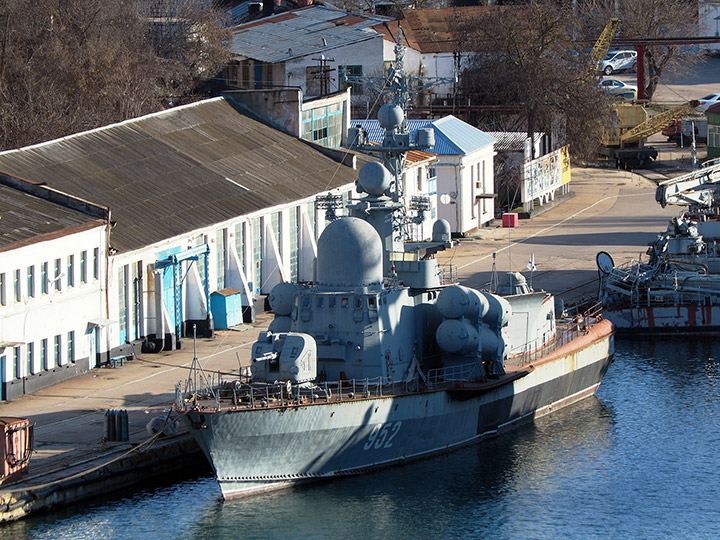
363,421,402,450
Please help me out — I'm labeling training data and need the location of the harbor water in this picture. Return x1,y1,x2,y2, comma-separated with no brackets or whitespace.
2,337,720,540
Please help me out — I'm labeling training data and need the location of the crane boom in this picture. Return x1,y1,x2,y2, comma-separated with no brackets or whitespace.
591,19,620,70
655,160,720,209
620,100,700,144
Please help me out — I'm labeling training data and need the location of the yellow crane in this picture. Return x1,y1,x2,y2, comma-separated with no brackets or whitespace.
591,18,620,71
620,100,700,143
600,100,701,167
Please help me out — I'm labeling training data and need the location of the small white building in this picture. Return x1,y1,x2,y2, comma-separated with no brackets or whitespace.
354,116,496,235
0,176,109,400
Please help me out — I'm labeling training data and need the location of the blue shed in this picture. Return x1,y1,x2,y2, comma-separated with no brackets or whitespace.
210,287,245,329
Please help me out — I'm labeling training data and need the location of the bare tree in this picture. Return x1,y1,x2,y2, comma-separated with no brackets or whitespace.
139,0,232,102
455,1,612,161
0,0,230,151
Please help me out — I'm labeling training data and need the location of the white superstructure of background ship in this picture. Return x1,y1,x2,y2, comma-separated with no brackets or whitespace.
597,160,720,332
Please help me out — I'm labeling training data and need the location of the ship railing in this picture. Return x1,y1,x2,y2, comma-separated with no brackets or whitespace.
438,264,459,285
514,302,604,366
179,373,436,411
175,368,222,410
426,362,479,389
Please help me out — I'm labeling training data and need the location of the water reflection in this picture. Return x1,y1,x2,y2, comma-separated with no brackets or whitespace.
3,340,720,540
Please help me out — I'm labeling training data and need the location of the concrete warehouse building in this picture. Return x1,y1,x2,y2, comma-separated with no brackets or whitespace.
0,97,370,399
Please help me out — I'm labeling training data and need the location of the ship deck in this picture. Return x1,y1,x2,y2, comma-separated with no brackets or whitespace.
177,307,608,415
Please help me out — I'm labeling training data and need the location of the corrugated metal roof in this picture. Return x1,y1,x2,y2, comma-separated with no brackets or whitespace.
373,7,498,53
352,116,495,155
0,183,102,250
485,132,544,152
0,97,366,253
229,5,390,63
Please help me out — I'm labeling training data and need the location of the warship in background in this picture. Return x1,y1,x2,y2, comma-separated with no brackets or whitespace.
175,36,615,499
597,160,720,333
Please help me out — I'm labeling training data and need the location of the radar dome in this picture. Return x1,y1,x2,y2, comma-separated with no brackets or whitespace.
358,162,392,196
317,217,383,289
268,282,298,316
378,103,404,130
432,219,452,242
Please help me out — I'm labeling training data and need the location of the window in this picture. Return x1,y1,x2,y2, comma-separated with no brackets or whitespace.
14,269,20,302
252,217,262,294
80,250,87,283
709,125,720,149
0,272,5,306
54,258,62,291
67,331,75,363
271,212,281,253
41,339,48,371
93,248,100,280
131,262,141,341
226,62,240,87
301,104,343,148
416,167,423,193
242,60,251,88
339,65,363,95
428,164,438,194
67,254,74,288
290,207,299,282
118,267,127,340
27,342,34,375
13,346,20,379
471,164,476,219
217,229,226,289
41,262,49,294
54,335,61,367
234,222,246,277
27,265,35,298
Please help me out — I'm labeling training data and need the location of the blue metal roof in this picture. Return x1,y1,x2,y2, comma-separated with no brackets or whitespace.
230,6,390,63
352,116,495,156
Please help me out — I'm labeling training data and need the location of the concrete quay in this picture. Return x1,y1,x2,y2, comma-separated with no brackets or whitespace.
0,156,690,522
0,313,273,522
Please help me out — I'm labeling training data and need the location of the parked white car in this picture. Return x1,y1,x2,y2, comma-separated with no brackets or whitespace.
600,50,637,75
598,78,638,100
698,93,720,112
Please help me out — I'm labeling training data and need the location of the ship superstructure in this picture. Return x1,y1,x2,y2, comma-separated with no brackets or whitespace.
175,36,614,498
597,159,720,332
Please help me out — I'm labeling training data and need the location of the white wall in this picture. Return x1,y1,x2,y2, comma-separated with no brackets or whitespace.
435,145,496,234
0,224,107,386
285,36,386,98
105,182,356,351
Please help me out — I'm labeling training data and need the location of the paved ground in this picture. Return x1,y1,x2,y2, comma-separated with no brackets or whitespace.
612,54,720,104
437,163,680,307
